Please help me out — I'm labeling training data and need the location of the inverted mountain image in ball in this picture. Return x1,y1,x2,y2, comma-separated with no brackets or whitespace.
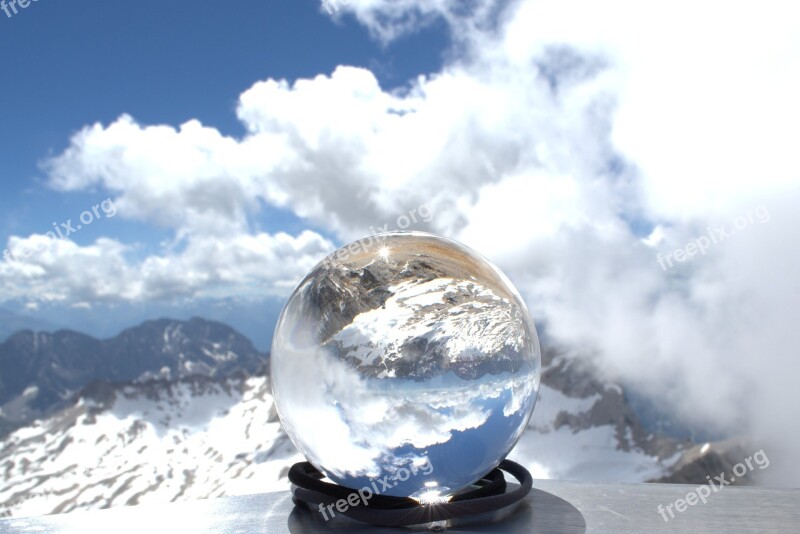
270,232,540,502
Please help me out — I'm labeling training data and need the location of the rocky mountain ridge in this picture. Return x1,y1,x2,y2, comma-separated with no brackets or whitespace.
0,319,752,520
0,317,267,437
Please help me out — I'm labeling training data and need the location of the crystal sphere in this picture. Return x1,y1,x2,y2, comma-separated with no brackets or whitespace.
271,232,540,501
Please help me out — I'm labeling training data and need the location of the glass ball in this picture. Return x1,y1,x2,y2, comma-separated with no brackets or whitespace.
271,232,540,502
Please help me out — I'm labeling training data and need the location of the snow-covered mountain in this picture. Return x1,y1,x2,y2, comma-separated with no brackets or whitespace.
0,374,300,518
509,348,684,482
0,318,750,521
0,318,267,436
0,346,702,520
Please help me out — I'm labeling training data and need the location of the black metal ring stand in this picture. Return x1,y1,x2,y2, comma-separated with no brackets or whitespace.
289,459,533,528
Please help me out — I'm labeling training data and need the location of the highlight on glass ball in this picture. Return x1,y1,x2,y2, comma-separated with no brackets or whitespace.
271,231,540,503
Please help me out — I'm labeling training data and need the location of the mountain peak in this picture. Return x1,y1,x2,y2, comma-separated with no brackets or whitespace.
0,317,268,435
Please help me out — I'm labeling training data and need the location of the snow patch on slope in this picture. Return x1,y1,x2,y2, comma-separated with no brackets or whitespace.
0,376,301,518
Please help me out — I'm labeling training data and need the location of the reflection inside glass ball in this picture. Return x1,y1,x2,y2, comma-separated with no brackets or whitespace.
271,232,540,501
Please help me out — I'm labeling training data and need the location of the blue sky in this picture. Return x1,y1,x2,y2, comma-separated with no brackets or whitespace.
0,0,447,251
0,0,450,345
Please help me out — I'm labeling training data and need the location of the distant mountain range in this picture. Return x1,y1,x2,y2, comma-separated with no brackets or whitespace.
0,309,60,344
0,318,267,436
0,317,758,520
0,299,284,351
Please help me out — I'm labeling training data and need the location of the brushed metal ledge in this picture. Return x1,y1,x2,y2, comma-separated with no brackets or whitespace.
2,479,799,533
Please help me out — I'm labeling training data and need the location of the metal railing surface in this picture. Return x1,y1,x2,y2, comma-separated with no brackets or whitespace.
1,479,799,533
